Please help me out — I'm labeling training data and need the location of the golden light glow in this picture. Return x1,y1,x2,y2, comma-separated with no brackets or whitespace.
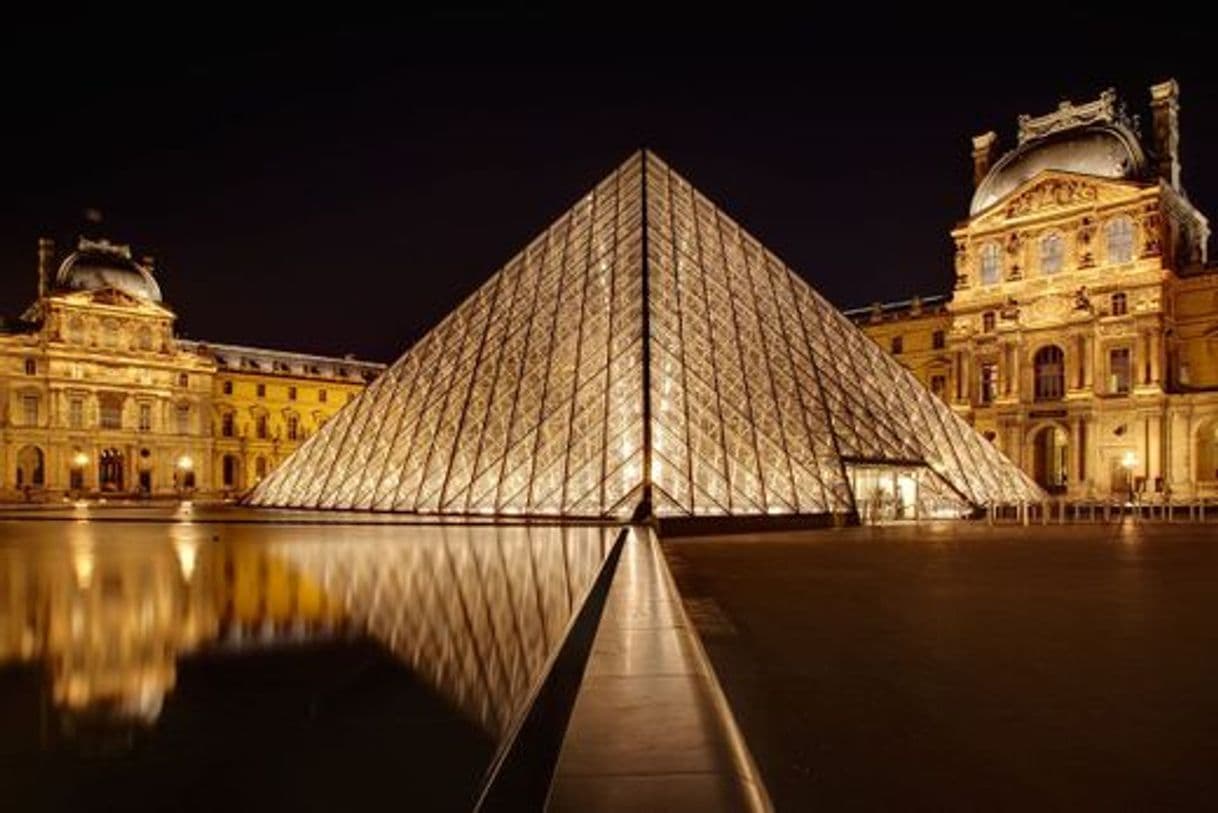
1121,451,1137,470
248,152,1042,518
176,455,194,471
72,451,89,468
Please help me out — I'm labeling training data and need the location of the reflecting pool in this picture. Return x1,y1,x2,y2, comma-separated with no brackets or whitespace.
0,509,614,811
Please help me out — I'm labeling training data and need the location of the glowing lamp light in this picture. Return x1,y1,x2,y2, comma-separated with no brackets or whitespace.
176,455,194,471
72,451,89,468
1121,451,1137,471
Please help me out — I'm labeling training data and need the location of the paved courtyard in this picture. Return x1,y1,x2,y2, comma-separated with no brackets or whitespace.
664,521,1218,811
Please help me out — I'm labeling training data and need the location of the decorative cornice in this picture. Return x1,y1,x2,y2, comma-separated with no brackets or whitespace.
1016,88,1139,145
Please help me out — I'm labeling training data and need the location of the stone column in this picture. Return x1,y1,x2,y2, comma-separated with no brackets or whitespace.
1147,413,1163,489
1150,331,1162,386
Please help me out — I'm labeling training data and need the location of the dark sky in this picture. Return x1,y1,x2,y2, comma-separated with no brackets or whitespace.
2,11,1214,362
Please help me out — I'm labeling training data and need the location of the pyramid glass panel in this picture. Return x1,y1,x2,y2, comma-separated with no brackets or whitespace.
250,152,1043,518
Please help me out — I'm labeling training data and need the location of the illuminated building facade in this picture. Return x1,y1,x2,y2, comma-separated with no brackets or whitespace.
850,81,1218,500
0,236,384,499
251,151,1041,521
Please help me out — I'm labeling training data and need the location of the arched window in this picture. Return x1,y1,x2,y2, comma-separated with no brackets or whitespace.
1106,217,1135,264
16,445,45,487
1034,346,1065,401
979,242,1002,285
1040,232,1064,274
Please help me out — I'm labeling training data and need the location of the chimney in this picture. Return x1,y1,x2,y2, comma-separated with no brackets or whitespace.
36,237,55,300
971,131,998,187
1149,79,1180,190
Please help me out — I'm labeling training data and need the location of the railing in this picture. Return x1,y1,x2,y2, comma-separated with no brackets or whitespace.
981,497,1218,525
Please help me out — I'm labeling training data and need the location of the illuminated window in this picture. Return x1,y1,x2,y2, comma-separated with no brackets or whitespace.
22,395,39,426
1109,348,1131,394
982,311,996,333
1111,292,1127,316
24,358,36,376
1106,217,1135,264
979,242,1002,285
932,330,945,350
979,362,998,405
139,403,152,432
222,412,235,437
1040,232,1064,274
890,335,903,355
255,456,268,479
1034,346,1065,401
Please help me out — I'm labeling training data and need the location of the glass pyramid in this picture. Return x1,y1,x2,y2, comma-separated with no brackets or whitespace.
249,151,1043,519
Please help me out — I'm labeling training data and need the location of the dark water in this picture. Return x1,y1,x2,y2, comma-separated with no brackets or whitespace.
666,522,1218,811
0,509,612,812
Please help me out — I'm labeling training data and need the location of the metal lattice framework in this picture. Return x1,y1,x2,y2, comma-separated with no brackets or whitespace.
270,524,612,736
250,152,1043,518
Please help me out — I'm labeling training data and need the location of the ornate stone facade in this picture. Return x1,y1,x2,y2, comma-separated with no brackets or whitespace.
850,81,1218,500
0,236,384,500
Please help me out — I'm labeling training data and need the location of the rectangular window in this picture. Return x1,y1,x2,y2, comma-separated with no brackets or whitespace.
22,395,38,426
256,383,266,398
979,362,998,405
24,358,36,376
69,398,84,429
319,389,328,403
287,415,299,441
1109,348,1131,394
222,380,233,395
288,386,297,401
931,375,947,397
176,405,190,435
139,403,152,432
256,415,268,439
100,397,122,429
1111,292,1127,316
982,311,996,333
890,336,903,355
178,373,189,388
932,330,945,350
222,412,235,437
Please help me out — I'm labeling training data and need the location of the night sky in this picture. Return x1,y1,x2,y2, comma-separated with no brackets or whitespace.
3,12,1214,363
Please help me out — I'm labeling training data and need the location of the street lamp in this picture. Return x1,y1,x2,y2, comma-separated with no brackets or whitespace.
1121,450,1137,505
70,451,89,493
176,455,194,497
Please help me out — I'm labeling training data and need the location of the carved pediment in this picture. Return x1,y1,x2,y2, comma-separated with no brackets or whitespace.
969,171,1144,229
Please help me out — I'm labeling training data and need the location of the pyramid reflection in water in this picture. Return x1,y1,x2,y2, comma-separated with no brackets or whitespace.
250,152,1042,519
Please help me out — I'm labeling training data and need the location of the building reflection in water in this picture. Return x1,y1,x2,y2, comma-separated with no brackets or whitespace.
0,520,613,747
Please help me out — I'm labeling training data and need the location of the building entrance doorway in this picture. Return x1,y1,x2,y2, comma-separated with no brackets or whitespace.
99,448,125,492
16,445,44,488
1032,425,1069,493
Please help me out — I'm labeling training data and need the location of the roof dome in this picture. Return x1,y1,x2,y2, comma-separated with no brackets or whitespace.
55,238,162,302
970,123,1147,215
970,89,1151,216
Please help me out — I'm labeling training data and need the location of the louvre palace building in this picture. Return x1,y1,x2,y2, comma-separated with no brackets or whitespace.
849,80,1218,501
0,236,384,500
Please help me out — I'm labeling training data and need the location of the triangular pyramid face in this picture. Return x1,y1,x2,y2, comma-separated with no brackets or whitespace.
250,152,1043,518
